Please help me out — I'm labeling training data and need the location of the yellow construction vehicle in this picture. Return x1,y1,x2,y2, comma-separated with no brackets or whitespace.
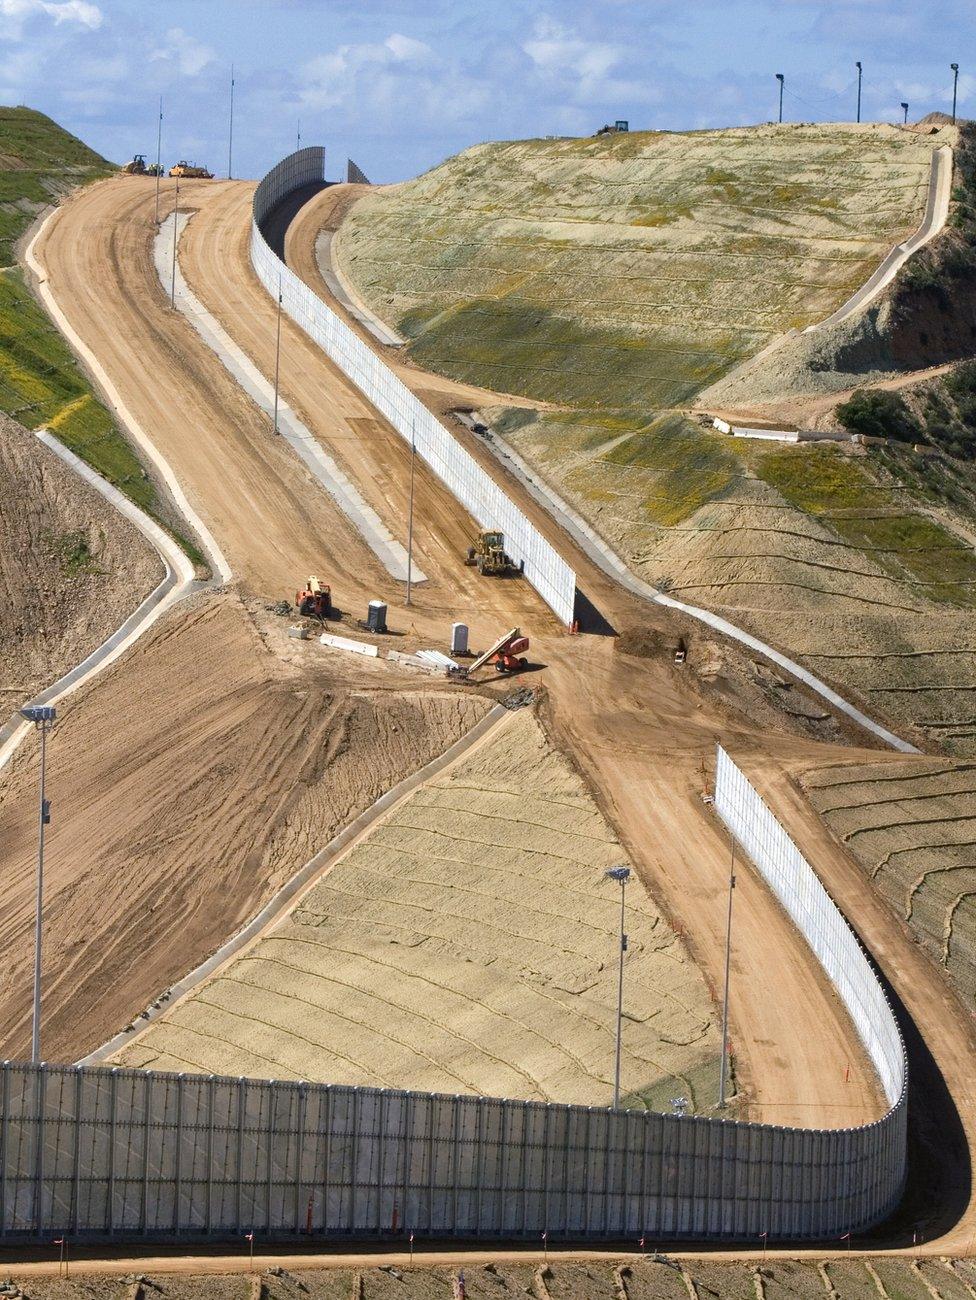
168,160,214,179
464,530,512,577
122,154,147,175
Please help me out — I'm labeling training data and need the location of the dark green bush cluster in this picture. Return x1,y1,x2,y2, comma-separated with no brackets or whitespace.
835,388,920,441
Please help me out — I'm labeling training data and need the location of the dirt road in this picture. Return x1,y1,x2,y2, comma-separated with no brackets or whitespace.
8,174,973,1244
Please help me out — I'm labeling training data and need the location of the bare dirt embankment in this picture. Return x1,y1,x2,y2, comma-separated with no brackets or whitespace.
0,413,161,712
8,1254,976,1298
114,708,720,1112
0,590,490,1062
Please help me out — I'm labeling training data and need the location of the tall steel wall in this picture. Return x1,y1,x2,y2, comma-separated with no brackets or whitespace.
249,148,578,627
0,752,906,1243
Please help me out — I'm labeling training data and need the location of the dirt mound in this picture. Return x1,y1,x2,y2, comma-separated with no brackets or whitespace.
0,591,490,1062
113,708,720,1111
0,414,161,712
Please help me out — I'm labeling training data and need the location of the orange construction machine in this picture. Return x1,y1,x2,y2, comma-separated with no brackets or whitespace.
449,627,529,680
296,576,331,618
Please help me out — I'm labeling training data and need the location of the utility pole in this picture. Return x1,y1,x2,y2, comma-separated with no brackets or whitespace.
228,64,235,180
951,64,960,124
901,101,910,125
855,62,862,123
153,95,163,226
605,865,630,1108
20,705,55,1063
170,172,180,307
405,422,416,606
273,275,283,433
717,838,736,1107
776,73,785,123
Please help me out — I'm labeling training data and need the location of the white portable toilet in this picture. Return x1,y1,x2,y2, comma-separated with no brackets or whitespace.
451,622,469,656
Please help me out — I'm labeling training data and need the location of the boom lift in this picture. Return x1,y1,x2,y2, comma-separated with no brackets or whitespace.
449,627,529,680
296,576,331,618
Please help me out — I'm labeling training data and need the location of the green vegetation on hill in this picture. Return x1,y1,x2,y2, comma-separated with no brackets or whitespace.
0,107,201,566
0,106,113,260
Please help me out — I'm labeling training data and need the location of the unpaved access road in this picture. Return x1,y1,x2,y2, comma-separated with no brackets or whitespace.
15,175,976,1245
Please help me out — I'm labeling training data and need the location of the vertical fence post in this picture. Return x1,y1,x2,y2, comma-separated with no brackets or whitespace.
141,1073,153,1235
173,1074,184,1235
0,1064,9,1239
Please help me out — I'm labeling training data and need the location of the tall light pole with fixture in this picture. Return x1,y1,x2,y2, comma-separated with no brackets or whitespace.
776,73,785,123
901,101,910,125
228,64,235,180
717,838,736,1107
951,64,960,124
20,704,55,1063
605,865,630,1108
855,62,863,123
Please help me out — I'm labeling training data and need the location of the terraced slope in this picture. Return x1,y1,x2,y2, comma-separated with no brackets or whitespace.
802,758,976,1012
338,123,936,410
335,123,976,753
115,709,721,1113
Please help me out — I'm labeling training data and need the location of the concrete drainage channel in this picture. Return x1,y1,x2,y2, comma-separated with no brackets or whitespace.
455,414,920,755
79,699,517,1064
0,431,200,773
155,212,423,586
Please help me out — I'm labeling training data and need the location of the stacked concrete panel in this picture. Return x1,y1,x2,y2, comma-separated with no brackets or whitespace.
250,148,578,628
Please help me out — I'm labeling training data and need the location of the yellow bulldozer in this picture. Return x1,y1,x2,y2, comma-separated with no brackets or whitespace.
465,530,513,577
168,160,214,179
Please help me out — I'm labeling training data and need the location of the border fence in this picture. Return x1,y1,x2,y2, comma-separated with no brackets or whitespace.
249,147,578,627
0,749,906,1242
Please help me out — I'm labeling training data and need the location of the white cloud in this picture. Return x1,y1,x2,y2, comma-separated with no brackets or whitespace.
150,26,215,78
0,0,102,31
522,15,628,101
299,33,435,112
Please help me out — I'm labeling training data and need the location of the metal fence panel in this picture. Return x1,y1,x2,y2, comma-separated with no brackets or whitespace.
250,149,577,626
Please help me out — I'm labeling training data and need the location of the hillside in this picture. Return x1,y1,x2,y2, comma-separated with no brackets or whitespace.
0,105,113,259
0,106,198,562
335,122,976,754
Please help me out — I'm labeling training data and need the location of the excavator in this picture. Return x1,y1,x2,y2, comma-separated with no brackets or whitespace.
296,576,331,619
169,160,214,179
449,627,529,680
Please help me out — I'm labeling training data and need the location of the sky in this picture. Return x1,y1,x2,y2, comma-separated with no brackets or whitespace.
0,0,971,183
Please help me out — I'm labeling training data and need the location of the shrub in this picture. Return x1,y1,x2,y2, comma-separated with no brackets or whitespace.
835,389,920,442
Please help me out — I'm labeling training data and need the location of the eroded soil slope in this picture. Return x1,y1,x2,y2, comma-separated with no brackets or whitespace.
802,756,976,1013
114,708,721,1113
9,1256,976,1298
0,414,161,710
0,592,489,1061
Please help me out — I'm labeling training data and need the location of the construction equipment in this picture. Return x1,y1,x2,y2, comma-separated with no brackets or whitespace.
122,154,147,175
464,530,513,577
449,627,529,680
675,638,687,665
168,160,214,179
295,576,331,619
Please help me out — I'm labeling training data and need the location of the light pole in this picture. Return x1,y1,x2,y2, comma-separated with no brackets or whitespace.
273,275,283,434
605,865,630,1108
405,422,416,606
20,704,55,1063
776,73,785,124
153,95,163,226
170,171,180,308
228,64,235,180
901,101,910,126
855,62,862,123
951,64,960,124
297,120,301,152
717,838,736,1107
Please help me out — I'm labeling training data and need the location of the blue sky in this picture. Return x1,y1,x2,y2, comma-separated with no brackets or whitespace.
0,0,970,182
